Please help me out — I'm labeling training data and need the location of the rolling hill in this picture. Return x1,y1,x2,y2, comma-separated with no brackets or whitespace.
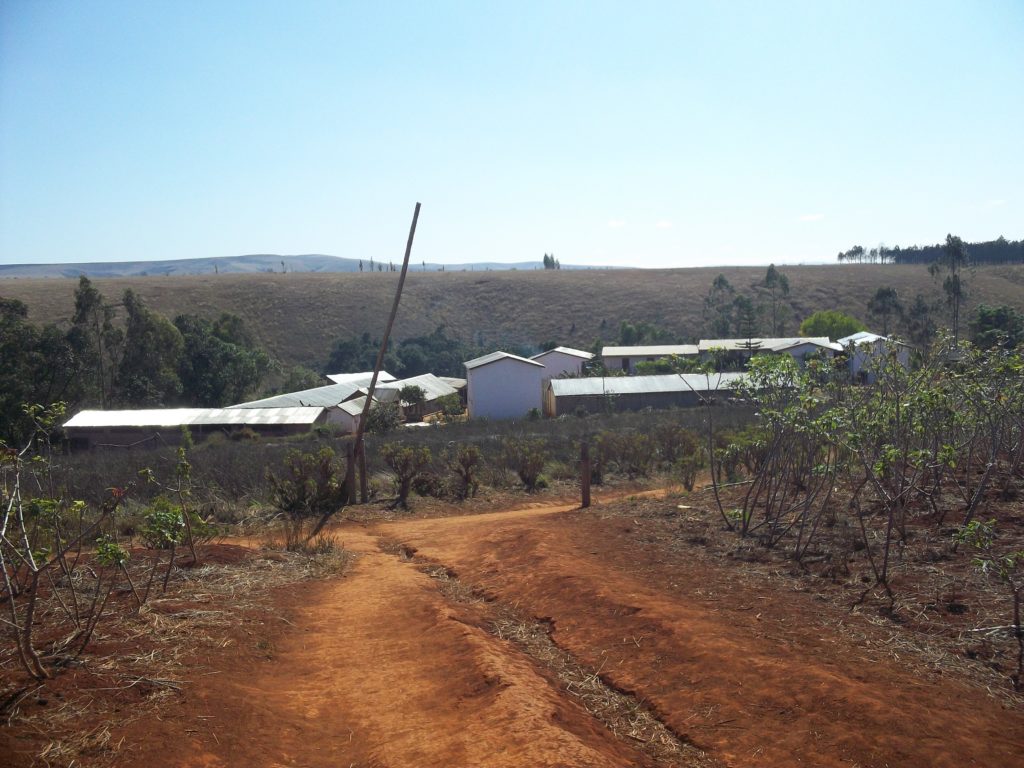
4,264,1023,369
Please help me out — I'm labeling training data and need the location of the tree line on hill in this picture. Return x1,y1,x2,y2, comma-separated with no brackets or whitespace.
836,236,1023,265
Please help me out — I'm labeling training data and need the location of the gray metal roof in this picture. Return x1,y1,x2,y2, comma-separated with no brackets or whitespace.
229,381,370,409
464,351,545,370
324,371,396,385
531,346,595,361
64,407,325,429
602,344,699,357
439,376,467,389
378,373,458,402
697,337,836,352
548,373,747,397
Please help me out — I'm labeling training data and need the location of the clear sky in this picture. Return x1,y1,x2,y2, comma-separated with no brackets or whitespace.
1,1,1022,268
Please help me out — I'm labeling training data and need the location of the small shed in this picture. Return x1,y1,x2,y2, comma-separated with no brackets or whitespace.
838,332,911,383
63,407,327,449
601,345,699,374
530,346,595,378
464,351,547,419
544,373,747,417
376,373,460,421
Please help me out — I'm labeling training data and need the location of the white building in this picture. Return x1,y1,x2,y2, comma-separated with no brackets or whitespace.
838,332,911,383
530,346,595,377
63,407,327,449
464,351,547,419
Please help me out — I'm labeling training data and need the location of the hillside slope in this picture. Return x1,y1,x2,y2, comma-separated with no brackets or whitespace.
4,264,1023,367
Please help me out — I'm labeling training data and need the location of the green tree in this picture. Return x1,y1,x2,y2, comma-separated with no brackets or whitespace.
970,304,1024,350
866,287,903,336
68,276,122,408
175,314,270,406
761,264,791,335
904,293,938,348
929,233,969,345
799,310,865,341
115,290,183,406
732,294,760,344
0,299,79,444
702,274,735,337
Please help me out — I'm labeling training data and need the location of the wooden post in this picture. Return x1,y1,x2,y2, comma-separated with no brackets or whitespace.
345,441,356,505
352,202,421,503
580,441,591,508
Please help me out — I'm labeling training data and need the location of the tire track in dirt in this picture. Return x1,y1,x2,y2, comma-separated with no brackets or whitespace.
380,503,1024,768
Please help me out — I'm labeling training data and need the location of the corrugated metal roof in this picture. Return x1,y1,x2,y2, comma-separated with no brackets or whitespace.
338,397,369,417
602,344,699,357
64,407,325,429
769,339,844,353
464,351,545,370
697,337,834,352
325,371,396,385
549,373,747,397
439,376,467,389
838,331,886,346
378,373,458,401
229,381,371,409
531,346,595,361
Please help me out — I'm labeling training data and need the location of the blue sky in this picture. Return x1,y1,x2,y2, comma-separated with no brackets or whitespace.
1,1,1021,268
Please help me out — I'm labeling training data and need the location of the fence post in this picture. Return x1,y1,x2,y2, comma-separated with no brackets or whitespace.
581,441,591,508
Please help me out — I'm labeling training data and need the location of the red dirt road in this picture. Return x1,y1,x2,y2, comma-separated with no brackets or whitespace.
126,499,1024,768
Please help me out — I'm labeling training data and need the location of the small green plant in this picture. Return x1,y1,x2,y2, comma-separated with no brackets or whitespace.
141,496,186,549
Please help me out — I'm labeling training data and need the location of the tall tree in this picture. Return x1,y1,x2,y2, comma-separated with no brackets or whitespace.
904,293,937,348
115,290,183,406
866,287,903,336
68,276,122,408
175,314,270,406
929,234,969,345
703,274,735,337
761,264,790,335
0,298,78,444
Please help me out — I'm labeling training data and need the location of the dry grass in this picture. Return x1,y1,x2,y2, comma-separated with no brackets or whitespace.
5,264,1024,367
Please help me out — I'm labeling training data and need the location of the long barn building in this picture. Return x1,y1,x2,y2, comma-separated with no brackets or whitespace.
543,372,748,417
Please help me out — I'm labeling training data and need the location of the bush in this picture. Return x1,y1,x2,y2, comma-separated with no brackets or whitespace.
445,443,481,500
502,437,548,492
141,496,185,549
266,447,349,548
379,442,432,508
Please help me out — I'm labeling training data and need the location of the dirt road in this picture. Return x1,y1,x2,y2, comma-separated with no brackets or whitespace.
130,497,1024,768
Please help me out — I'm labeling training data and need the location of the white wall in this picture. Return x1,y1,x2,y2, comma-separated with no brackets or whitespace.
847,340,910,383
536,350,589,378
467,359,546,419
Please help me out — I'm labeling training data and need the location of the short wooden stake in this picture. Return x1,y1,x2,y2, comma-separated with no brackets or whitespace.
581,442,591,508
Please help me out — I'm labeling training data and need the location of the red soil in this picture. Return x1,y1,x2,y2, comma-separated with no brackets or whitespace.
22,496,1024,767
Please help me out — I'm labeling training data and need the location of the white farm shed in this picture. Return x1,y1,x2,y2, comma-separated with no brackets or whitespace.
63,407,327,449
464,351,546,419
838,332,911,383
530,346,595,377
602,345,699,374
229,381,382,432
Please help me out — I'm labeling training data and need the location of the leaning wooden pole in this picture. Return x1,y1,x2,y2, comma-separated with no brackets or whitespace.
352,202,421,503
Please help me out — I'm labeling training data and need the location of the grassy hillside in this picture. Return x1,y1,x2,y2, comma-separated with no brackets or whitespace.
4,264,1023,368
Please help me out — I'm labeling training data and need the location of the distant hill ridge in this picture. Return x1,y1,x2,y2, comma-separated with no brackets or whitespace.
0,253,602,279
